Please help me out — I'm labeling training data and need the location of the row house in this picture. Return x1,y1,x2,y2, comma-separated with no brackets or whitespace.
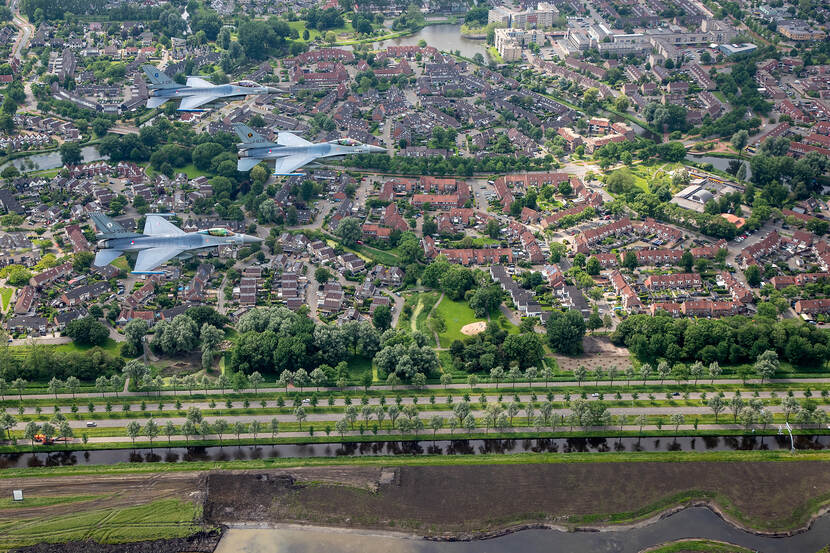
641,218,683,242
717,271,753,303
650,302,682,316
362,223,392,240
635,249,683,265
441,248,514,266
338,253,365,273
594,252,619,268
520,231,545,263
116,308,155,327
690,239,727,258
574,217,633,253
541,204,590,228
412,194,461,209
610,270,642,312
64,224,90,253
125,278,158,309
542,264,565,288
684,300,744,317
14,286,36,315
738,231,780,266
384,203,408,232
29,262,73,289
367,265,404,287
643,273,701,290
309,241,336,263
183,263,213,302
491,264,541,317
61,281,109,307
779,100,809,124
6,315,49,335
769,272,830,290
795,298,830,315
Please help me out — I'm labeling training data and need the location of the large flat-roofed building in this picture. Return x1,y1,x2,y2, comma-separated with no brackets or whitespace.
489,2,558,29
718,43,758,57
495,28,545,61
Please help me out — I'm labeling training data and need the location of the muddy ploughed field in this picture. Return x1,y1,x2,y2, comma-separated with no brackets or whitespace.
204,462,830,535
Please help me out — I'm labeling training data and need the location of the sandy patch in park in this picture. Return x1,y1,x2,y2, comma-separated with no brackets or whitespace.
460,321,487,336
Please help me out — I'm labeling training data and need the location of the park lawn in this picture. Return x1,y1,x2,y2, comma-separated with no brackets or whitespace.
434,298,483,348
288,20,354,42
414,291,441,343
486,46,504,63
55,338,122,356
0,499,201,550
0,287,12,311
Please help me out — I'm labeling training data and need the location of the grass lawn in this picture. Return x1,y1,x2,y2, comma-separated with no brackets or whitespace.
0,495,102,509
288,20,354,42
0,287,12,311
486,46,504,63
0,499,201,550
111,256,130,272
414,292,441,343
434,298,483,348
55,338,122,356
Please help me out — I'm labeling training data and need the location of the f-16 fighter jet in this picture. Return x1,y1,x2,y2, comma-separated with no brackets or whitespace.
91,213,261,274
143,65,279,111
233,123,386,176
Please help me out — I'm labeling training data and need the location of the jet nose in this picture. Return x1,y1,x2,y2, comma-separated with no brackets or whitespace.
242,234,263,244
369,145,386,153
265,87,280,95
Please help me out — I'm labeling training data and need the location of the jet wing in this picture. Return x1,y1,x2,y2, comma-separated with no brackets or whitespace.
93,249,123,267
237,157,262,172
133,247,185,274
178,95,220,111
272,154,318,175
146,97,168,109
277,132,312,147
144,215,185,236
186,76,214,87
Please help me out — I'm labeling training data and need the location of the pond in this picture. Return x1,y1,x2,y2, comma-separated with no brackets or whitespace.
1,434,824,469
686,152,752,180
381,24,488,60
0,145,106,172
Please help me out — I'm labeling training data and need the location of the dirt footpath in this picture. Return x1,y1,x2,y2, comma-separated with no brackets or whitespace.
204,462,830,535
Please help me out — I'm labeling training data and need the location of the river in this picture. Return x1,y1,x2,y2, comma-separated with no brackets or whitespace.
0,145,105,172
214,507,830,553
2,435,825,469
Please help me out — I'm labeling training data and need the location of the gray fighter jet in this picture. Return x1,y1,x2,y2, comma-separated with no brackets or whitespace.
91,213,261,274
143,65,279,111
233,123,386,176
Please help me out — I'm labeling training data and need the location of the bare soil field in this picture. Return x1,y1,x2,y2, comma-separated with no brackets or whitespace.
0,472,203,522
8,530,222,553
204,462,830,535
555,336,633,373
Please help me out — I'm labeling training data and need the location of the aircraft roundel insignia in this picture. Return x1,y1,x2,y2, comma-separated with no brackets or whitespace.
247,133,253,138
154,73,158,77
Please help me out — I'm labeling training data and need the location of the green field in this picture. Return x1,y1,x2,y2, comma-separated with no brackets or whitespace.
288,20,355,42
0,499,201,550
55,337,122,356
0,495,102,509
111,256,130,272
434,298,483,348
0,287,12,311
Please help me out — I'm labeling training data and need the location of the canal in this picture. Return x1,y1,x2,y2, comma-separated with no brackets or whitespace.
1,434,825,469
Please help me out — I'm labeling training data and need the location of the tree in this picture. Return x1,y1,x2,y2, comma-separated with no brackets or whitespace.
144,418,159,447
66,376,80,398
782,396,799,422
708,361,721,384
126,420,141,446
744,265,761,287
670,413,685,435
708,395,724,422
270,417,280,439
574,366,587,386
640,363,652,385
294,406,307,430
124,318,149,357
0,412,15,441
622,251,638,270
546,309,586,355
12,378,26,400
164,420,176,445
731,130,749,156
65,316,108,346
48,377,63,399
72,251,94,272
372,304,392,330
59,142,82,165
681,251,694,273
657,361,670,385
586,256,600,276
314,266,332,284
754,350,779,383
336,217,361,247
24,421,40,450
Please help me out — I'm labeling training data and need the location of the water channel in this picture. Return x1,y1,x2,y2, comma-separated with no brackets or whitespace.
379,23,488,60
214,507,830,553
0,145,105,172
686,152,752,180
1,434,825,469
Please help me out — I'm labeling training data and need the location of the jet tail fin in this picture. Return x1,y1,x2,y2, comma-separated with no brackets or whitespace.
143,65,176,89
233,123,276,148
